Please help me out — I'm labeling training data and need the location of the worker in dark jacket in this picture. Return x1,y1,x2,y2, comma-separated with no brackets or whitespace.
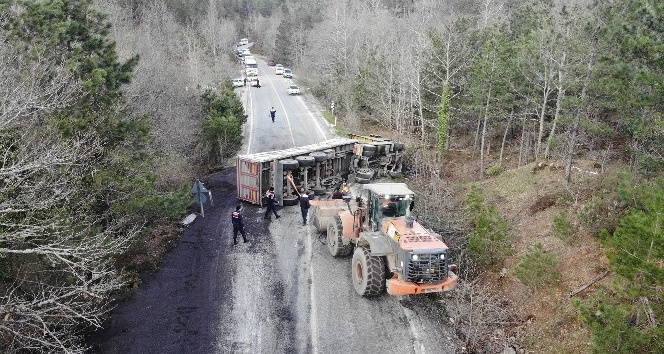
299,190,311,225
231,205,247,245
264,186,280,220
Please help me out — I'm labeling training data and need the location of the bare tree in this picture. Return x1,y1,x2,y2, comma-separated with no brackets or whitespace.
0,35,138,352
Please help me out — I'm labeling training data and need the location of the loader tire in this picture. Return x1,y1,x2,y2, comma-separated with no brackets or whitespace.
351,247,385,297
327,216,353,257
280,159,299,171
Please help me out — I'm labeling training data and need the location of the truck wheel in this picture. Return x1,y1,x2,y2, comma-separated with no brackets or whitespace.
310,151,327,163
280,159,299,171
351,247,385,297
282,196,298,206
356,169,374,180
296,155,316,167
327,216,353,257
361,144,376,157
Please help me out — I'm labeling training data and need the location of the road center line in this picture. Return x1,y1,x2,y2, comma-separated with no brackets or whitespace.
307,226,320,354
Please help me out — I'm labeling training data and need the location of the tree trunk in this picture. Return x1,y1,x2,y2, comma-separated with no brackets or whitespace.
479,84,492,179
499,109,513,167
564,45,595,183
518,113,526,167
545,52,567,159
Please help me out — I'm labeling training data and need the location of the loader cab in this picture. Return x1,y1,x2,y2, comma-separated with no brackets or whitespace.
364,183,415,231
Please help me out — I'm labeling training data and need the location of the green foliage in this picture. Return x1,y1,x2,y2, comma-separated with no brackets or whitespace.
513,243,560,288
575,175,664,354
468,205,513,268
484,165,506,177
575,289,663,354
464,184,485,216
200,88,246,167
551,211,576,244
437,83,450,153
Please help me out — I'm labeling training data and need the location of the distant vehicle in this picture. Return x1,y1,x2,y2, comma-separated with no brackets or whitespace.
275,65,284,75
247,74,258,82
287,85,300,95
246,67,258,76
232,78,244,88
283,68,293,78
239,38,249,46
244,56,257,68
242,49,251,56
267,59,276,66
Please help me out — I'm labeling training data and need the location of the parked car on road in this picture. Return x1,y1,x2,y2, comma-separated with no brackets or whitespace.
275,64,284,75
283,68,292,78
267,59,276,66
232,78,244,88
287,85,300,95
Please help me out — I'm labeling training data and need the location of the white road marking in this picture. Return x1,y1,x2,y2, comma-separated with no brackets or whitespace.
296,95,328,141
402,305,426,354
306,226,320,354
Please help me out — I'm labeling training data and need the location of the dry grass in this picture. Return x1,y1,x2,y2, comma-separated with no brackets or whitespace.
348,127,618,353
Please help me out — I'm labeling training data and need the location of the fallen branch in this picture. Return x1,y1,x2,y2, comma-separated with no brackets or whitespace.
567,270,609,298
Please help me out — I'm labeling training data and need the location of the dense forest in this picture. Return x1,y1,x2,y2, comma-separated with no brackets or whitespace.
0,0,661,353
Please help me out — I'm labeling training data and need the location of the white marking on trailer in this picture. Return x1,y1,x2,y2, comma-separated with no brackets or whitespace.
296,95,328,141
246,86,255,154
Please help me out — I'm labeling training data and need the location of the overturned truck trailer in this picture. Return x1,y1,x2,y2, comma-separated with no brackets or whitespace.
236,138,357,206
236,136,405,206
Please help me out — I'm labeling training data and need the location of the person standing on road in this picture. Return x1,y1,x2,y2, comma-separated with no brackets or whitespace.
256,78,261,88
264,187,280,220
269,107,276,123
243,77,247,87
231,205,247,245
299,190,311,225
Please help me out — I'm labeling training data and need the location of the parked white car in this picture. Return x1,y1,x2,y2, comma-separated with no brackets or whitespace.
287,85,300,95
232,78,244,88
283,68,292,78
275,64,284,75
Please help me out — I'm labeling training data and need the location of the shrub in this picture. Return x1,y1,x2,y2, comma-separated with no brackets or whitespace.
513,243,560,288
465,184,485,217
467,205,513,268
578,194,619,237
485,165,506,176
551,211,576,244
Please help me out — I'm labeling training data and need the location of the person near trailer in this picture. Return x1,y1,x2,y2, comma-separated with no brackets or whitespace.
264,186,280,220
299,190,311,225
256,78,261,88
231,205,247,245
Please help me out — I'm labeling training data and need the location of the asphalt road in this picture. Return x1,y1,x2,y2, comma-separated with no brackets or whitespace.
86,53,458,354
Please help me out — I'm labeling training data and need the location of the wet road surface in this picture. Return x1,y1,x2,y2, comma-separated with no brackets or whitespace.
86,54,458,354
